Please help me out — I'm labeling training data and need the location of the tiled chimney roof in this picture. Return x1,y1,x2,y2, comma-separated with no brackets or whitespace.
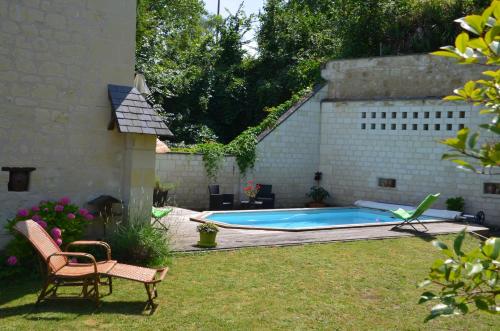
107,84,173,137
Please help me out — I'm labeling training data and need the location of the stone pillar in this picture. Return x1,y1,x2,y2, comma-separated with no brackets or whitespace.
122,134,156,223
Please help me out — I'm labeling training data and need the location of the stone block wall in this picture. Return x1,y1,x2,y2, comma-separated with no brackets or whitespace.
0,0,142,246
321,55,484,100
319,98,500,224
242,86,326,207
155,153,240,210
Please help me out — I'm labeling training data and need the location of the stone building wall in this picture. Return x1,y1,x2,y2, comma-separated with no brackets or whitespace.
0,0,153,246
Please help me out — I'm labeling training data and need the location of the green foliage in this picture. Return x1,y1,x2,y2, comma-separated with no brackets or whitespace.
446,197,466,212
306,186,331,203
178,88,312,176
2,198,91,280
194,142,226,180
197,222,219,233
136,0,487,146
154,178,175,191
109,222,171,267
419,230,499,320
432,0,500,174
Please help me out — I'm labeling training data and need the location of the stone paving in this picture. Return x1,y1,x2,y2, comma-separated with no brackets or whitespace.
155,207,490,252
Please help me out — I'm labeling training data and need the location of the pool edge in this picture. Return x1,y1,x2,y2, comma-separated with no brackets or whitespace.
189,207,453,232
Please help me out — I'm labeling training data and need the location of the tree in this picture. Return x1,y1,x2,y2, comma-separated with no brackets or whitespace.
419,1,500,321
433,0,500,174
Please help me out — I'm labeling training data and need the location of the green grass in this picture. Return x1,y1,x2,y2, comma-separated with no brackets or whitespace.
0,234,497,330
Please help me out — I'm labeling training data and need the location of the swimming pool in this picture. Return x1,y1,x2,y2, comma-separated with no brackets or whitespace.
192,207,442,231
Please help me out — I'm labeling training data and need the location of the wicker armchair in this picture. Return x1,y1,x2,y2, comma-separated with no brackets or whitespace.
208,184,234,210
256,184,275,209
14,220,168,311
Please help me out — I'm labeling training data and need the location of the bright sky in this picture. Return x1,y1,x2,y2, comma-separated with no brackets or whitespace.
204,0,265,55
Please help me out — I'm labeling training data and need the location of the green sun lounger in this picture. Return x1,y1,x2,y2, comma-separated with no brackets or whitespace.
391,193,441,232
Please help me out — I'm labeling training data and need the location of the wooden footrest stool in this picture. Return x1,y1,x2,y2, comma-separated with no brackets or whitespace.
107,263,169,309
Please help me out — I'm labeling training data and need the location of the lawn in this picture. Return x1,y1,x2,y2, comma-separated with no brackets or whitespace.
0,234,497,330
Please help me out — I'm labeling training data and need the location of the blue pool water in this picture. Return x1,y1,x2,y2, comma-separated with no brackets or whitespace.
205,208,433,230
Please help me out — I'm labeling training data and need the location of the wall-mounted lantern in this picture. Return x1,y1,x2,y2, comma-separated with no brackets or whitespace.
314,171,322,184
1,167,36,191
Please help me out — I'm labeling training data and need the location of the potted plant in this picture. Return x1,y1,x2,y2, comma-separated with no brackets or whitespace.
306,186,330,207
197,222,219,248
445,196,465,212
153,179,174,207
243,180,261,203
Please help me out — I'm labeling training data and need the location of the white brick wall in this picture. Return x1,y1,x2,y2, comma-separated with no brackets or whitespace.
319,99,500,225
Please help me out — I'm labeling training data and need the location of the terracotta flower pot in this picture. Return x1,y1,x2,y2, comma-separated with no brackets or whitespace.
307,201,326,208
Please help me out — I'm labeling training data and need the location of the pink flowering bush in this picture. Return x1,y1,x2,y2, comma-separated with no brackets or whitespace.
2,198,93,279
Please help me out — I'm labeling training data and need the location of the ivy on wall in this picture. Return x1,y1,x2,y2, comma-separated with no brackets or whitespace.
171,87,312,179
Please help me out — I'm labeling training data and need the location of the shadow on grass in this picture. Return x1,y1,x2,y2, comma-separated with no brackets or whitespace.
389,227,437,242
0,299,153,319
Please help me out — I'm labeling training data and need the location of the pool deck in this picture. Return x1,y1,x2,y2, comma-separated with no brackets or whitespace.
159,207,490,252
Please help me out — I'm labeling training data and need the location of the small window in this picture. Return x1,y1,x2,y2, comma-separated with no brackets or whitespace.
381,123,386,130
402,112,407,119
402,124,407,130
447,124,453,131
1,167,36,192
447,111,453,118
392,112,397,119
371,112,376,119
484,183,500,195
412,124,418,130
436,112,441,119
361,123,366,130
424,112,430,119
391,124,396,130
378,178,396,188
381,112,386,119
361,112,366,119
435,124,440,131
413,112,418,119
423,124,429,131
459,124,465,130
371,123,376,130
459,111,465,118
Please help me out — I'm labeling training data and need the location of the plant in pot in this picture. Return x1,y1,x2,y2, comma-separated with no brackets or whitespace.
445,196,465,212
153,179,174,207
197,222,219,248
243,180,261,203
306,186,330,207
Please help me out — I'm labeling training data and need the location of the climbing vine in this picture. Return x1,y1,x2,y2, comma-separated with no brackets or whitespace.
193,142,226,180
171,87,313,177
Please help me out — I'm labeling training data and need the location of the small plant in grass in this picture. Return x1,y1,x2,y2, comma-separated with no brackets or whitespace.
446,197,465,212
197,222,219,248
419,230,499,321
109,221,171,267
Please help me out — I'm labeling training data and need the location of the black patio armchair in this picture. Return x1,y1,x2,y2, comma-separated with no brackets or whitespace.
208,184,234,210
256,184,275,209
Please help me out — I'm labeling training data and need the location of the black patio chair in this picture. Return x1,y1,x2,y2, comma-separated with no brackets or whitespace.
256,184,275,209
208,185,234,210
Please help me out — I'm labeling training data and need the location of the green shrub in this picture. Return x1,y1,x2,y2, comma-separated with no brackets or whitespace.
109,221,171,267
2,198,92,280
445,197,465,212
307,186,331,203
